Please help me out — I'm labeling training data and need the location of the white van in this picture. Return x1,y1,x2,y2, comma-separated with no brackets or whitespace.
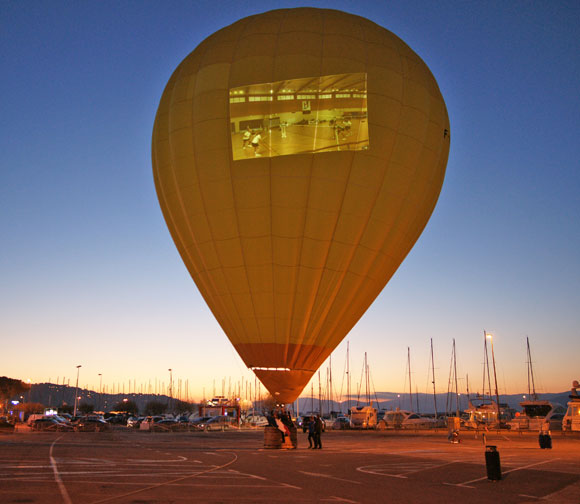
350,406,377,429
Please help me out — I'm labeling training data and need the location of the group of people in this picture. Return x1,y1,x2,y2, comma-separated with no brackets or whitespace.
267,409,294,445
306,415,324,449
266,410,323,449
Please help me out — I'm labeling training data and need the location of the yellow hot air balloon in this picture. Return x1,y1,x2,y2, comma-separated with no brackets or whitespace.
152,8,450,404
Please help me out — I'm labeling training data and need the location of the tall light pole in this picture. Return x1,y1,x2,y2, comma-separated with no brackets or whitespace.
98,373,103,412
73,365,82,417
168,369,173,411
485,331,501,426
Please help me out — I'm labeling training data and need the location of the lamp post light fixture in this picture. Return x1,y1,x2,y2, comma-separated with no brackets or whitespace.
485,331,501,424
73,365,82,417
98,373,103,412
168,368,173,411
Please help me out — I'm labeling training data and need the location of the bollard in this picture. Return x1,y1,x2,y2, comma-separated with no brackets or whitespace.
485,445,502,481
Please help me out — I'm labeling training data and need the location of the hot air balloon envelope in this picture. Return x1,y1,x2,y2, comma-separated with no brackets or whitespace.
152,8,450,403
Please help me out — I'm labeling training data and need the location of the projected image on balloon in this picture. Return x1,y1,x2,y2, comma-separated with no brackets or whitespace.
230,73,368,160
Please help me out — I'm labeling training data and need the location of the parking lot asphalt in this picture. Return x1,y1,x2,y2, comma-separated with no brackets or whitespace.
1,428,579,503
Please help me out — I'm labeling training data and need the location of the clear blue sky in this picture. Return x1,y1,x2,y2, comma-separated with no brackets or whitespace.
1,1,578,401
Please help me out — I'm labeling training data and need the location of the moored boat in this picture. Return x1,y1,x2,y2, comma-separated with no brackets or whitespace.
563,380,580,432
507,337,565,431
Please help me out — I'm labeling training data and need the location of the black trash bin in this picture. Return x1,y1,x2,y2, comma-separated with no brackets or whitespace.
485,445,502,480
539,431,552,449
539,432,546,449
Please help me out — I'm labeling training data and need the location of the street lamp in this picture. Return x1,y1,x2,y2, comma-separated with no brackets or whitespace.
485,331,501,425
73,365,82,417
98,373,103,412
168,368,173,411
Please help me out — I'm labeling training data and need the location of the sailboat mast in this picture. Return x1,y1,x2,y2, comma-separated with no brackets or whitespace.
453,338,459,418
365,352,370,405
408,347,413,411
430,338,437,419
329,353,333,413
487,331,501,424
347,341,350,414
526,336,537,400
318,370,322,416
483,334,492,403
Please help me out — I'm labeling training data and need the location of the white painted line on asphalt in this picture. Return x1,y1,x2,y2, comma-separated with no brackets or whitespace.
321,497,359,503
503,458,558,475
281,482,302,489
402,460,458,476
49,436,73,504
443,458,558,488
299,471,361,485
518,494,543,500
442,482,475,489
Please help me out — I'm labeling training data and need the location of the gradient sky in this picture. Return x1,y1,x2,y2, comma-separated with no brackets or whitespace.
1,1,578,402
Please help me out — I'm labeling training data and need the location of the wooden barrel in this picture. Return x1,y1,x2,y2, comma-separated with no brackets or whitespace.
264,426,282,449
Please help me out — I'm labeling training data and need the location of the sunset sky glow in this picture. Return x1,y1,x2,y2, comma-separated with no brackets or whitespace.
1,1,579,401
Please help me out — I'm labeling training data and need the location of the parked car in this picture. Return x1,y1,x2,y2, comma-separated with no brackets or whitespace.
150,419,179,432
379,410,439,430
244,415,268,427
189,416,213,430
204,415,239,431
75,418,110,432
126,416,143,428
31,418,74,432
0,417,15,432
331,417,351,430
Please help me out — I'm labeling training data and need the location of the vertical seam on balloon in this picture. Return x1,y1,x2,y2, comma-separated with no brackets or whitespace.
307,19,407,355
153,72,232,334
299,17,375,357
333,53,448,340
156,73,221,316
170,38,243,344
286,10,328,372
317,28,413,349
224,17,267,354
270,14,284,366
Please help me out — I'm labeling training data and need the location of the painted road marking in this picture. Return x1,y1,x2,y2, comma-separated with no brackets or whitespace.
49,436,73,504
299,471,361,485
443,458,559,488
357,460,453,478
321,497,359,503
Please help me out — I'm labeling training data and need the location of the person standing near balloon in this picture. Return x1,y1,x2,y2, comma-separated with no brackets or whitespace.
314,415,323,449
274,413,289,443
307,416,315,449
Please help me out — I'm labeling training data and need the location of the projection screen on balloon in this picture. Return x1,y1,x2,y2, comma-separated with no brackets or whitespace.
230,72,368,160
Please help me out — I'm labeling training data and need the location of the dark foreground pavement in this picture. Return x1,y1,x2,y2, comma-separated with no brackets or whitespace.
1,428,579,503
